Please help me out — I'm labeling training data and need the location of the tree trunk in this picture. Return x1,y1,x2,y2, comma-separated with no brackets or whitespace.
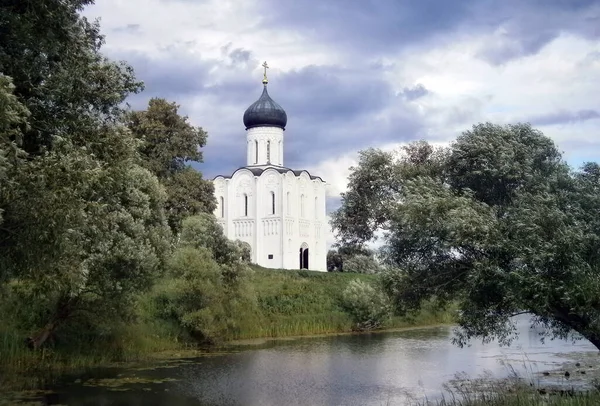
550,306,600,351
26,322,56,349
25,294,78,349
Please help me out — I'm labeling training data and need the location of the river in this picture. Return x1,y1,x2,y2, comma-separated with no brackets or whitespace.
15,316,600,405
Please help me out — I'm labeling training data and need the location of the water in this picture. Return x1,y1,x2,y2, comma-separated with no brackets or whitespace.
34,316,599,405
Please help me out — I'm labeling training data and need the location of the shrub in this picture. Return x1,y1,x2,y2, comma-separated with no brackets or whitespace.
343,254,381,274
341,279,391,331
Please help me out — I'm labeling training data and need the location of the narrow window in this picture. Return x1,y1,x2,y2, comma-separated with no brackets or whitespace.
255,140,258,164
244,194,248,216
271,191,275,215
286,192,291,215
314,196,318,218
278,141,282,165
300,194,305,217
267,141,271,163
220,196,224,218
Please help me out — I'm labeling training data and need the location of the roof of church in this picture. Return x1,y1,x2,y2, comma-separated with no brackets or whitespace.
213,166,324,182
243,85,287,130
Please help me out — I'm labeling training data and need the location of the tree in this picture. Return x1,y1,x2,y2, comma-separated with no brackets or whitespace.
327,246,375,272
153,216,256,344
332,123,600,350
127,98,216,232
0,75,29,234
343,254,380,274
0,0,142,154
326,249,343,272
0,1,170,348
341,279,391,331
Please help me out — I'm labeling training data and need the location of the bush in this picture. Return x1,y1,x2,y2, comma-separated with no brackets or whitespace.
150,215,258,344
341,279,391,331
343,254,381,274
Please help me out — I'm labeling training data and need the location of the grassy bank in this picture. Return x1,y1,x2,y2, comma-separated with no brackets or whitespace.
0,267,454,390
235,266,455,340
423,380,600,405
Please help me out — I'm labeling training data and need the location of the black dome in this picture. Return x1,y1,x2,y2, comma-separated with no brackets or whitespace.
243,85,287,130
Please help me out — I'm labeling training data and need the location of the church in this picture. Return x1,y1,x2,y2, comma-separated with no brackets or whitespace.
212,63,328,271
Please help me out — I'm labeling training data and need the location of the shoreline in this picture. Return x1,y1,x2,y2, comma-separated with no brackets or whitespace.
226,322,452,347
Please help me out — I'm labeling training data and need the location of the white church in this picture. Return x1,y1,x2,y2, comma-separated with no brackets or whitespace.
212,63,328,271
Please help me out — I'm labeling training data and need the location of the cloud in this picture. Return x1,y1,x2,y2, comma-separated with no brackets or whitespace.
528,109,600,126
83,0,600,249
401,84,430,101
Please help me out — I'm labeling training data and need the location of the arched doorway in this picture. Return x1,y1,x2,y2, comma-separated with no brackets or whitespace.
299,242,309,269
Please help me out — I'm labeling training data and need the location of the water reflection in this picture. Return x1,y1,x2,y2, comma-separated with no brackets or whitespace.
39,316,596,406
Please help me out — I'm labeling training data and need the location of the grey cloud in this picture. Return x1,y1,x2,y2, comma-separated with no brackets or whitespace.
259,0,599,63
472,0,600,65
113,24,140,33
529,109,600,126
401,84,430,101
258,0,475,56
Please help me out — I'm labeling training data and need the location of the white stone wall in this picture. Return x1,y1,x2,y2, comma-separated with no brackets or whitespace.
246,127,284,166
213,167,327,271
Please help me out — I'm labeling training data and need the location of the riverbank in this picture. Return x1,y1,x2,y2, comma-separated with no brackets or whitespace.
0,267,454,391
3,320,599,406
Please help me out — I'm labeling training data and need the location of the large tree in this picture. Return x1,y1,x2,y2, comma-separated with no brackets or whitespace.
332,123,600,350
0,1,170,348
127,98,216,233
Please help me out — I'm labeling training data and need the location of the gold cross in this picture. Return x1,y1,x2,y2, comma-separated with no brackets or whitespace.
262,61,269,84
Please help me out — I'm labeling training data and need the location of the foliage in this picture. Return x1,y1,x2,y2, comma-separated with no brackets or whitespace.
0,0,142,154
341,279,391,331
0,1,169,349
150,215,256,344
327,245,376,272
127,98,215,233
179,214,250,266
343,254,381,274
0,75,29,230
326,249,344,272
332,123,600,350
161,166,216,232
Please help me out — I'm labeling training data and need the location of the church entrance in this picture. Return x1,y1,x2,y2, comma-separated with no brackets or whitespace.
299,243,309,269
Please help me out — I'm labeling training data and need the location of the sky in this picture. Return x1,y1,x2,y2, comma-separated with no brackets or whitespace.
83,0,600,248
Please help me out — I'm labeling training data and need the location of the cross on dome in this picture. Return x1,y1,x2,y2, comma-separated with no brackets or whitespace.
262,61,269,85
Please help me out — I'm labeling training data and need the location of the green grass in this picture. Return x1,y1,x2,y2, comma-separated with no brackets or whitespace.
0,266,455,391
230,266,455,340
423,384,600,405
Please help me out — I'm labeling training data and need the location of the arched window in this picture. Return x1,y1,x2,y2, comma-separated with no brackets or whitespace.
314,196,318,218
300,194,305,217
271,191,275,215
255,140,258,164
286,192,291,215
267,141,271,163
244,194,248,216
220,196,224,218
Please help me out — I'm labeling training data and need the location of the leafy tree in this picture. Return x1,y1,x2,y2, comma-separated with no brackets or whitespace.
341,279,391,331
332,123,600,350
343,254,380,274
0,1,170,348
0,75,29,231
327,246,375,272
128,98,215,233
327,249,343,272
0,0,142,154
179,214,249,267
153,217,256,344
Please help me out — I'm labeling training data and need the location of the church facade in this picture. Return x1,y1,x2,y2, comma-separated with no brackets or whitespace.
212,63,327,271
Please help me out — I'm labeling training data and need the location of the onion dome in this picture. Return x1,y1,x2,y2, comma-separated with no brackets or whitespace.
243,61,287,130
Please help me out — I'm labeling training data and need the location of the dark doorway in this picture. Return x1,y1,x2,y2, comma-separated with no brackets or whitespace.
299,245,309,269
